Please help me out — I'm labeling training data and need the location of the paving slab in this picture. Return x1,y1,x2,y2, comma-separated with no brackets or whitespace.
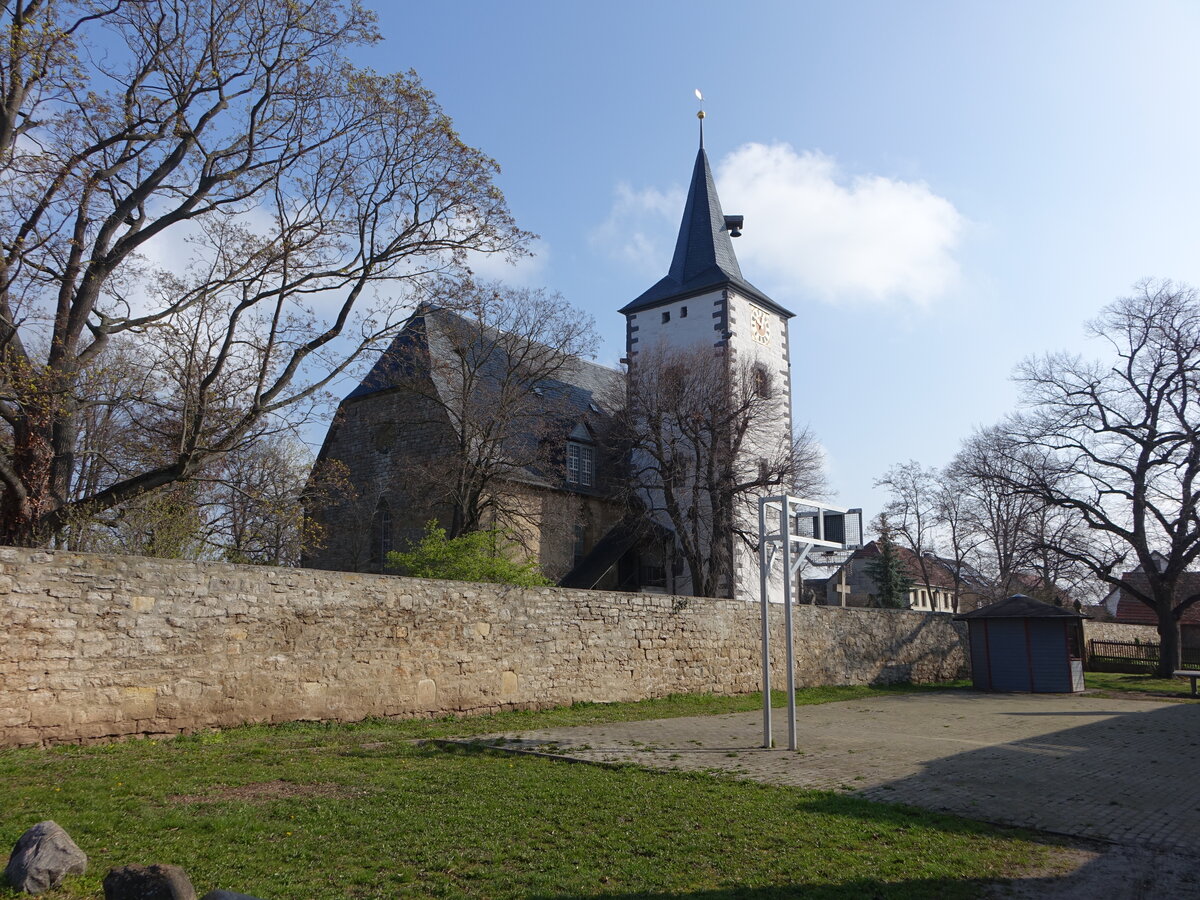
482,691,1200,854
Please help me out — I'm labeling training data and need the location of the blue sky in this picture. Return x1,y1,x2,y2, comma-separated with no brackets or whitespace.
354,1,1200,518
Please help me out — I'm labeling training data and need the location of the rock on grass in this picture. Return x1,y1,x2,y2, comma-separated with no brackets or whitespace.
4,820,88,894
103,864,196,900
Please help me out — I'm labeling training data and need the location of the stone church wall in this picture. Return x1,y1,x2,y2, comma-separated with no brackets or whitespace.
0,546,979,748
305,386,457,572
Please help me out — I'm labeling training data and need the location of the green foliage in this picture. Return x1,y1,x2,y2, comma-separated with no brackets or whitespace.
1084,672,1200,698
866,515,916,608
388,522,552,587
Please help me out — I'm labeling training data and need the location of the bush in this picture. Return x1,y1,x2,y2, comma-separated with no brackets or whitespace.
387,522,553,587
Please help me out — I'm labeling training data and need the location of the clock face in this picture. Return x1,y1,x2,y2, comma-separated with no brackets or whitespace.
750,307,771,345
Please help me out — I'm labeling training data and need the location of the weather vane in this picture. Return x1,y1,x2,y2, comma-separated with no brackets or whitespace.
695,89,705,147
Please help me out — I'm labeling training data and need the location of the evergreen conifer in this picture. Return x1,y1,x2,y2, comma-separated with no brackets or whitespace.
865,516,915,608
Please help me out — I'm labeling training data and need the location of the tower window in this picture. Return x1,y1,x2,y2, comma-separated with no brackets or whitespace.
662,311,670,324
752,364,772,399
567,441,595,487
680,306,688,318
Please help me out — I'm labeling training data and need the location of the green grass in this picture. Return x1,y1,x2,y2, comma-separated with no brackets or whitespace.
1084,671,1200,698
0,682,1057,899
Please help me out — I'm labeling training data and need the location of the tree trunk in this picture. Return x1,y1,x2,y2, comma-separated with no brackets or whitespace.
1156,610,1182,678
0,419,58,547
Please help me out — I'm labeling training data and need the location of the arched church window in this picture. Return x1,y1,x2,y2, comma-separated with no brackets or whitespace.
370,500,392,568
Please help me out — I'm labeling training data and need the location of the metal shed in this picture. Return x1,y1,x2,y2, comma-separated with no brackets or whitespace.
954,594,1088,693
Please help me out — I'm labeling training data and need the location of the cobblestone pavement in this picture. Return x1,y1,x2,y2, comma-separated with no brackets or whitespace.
483,691,1200,854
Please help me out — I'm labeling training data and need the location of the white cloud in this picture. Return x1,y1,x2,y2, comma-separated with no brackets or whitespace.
465,243,549,286
590,182,685,276
595,143,964,307
718,143,963,306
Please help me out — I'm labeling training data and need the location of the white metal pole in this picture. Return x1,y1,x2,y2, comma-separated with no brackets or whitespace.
781,497,797,751
759,497,771,748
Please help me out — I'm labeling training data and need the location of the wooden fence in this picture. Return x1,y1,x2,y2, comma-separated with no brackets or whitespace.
1087,639,1200,672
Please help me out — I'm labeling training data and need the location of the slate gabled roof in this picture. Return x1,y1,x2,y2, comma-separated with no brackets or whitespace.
619,147,793,318
347,304,620,414
342,304,623,488
955,594,1088,620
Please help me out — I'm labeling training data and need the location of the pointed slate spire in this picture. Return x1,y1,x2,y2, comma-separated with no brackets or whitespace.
620,141,790,317
667,146,744,287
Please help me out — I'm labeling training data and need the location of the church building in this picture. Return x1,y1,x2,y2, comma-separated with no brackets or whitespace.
617,123,796,602
306,121,798,602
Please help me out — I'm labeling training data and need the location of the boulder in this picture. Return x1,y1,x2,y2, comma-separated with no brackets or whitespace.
102,864,196,900
4,820,88,894
200,892,265,900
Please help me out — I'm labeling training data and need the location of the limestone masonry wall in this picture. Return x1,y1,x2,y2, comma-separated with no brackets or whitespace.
1083,620,1160,644
0,547,1154,748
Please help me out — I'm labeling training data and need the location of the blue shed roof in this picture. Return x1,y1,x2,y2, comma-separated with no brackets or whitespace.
956,594,1088,620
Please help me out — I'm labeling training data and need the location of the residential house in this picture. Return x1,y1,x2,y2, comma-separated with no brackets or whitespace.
808,540,989,613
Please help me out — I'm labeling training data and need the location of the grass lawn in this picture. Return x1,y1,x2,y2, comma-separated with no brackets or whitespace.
1,683,1063,899
1084,671,1200,698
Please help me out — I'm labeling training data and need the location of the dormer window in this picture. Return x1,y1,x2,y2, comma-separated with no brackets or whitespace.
567,440,595,487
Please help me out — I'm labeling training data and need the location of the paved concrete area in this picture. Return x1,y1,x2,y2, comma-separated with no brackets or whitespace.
484,691,1200,854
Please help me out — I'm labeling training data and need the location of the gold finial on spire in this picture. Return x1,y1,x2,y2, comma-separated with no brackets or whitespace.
695,89,705,147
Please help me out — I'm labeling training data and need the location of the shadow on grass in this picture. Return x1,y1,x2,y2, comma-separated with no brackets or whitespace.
426,738,1054,843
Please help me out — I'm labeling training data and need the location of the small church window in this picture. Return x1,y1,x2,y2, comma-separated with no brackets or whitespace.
573,524,587,566
373,422,396,453
661,310,670,324
567,441,595,487
680,306,688,318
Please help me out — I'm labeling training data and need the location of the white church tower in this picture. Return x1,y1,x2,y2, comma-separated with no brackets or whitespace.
621,115,796,602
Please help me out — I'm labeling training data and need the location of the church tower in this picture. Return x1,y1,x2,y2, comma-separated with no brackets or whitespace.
621,119,796,601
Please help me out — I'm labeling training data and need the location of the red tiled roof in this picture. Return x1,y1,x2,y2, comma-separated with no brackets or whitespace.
853,541,958,590
1114,596,1200,626
1111,571,1200,625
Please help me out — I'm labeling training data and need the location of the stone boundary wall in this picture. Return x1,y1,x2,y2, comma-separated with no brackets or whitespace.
0,548,973,748
1082,621,1160,644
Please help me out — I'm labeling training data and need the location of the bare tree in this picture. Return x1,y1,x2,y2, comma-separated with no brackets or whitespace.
876,461,946,607
935,466,986,611
202,435,349,566
876,460,982,612
0,0,526,546
362,279,599,540
986,280,1200,675
616,344,825,598
949,428,1046,599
